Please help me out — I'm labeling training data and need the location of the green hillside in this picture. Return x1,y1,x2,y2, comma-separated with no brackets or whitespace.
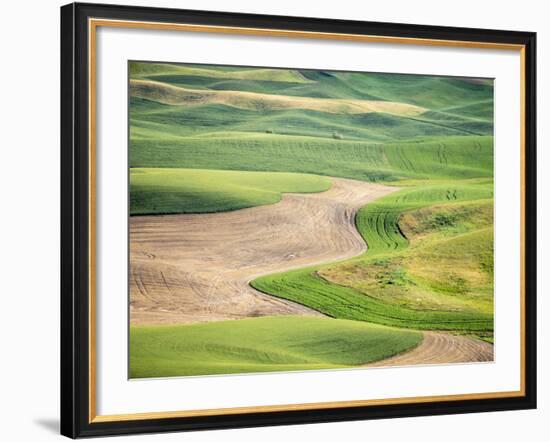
131,62,493,108
130,316,422,377
130,168,331,215
131,131,492,183
129,61,493,185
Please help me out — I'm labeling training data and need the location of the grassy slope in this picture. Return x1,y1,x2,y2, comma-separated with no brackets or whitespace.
130,97,491,141
131,130,493,183
130,168,331,215
130,316,422,377
130,79,426,116
322,201,494,314
130,62,493,108
131,63,493,137
129,62,494,186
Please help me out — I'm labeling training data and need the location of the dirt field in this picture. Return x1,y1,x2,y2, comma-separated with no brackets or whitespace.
366,332,494,367
130,178,397,325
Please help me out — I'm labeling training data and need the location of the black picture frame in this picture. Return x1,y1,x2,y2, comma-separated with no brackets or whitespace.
61,2,537,438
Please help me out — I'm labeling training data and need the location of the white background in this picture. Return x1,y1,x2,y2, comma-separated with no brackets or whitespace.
0,0,546,440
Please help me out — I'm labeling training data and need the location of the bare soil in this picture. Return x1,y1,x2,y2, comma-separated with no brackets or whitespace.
130,178,397,325
366,331,494,367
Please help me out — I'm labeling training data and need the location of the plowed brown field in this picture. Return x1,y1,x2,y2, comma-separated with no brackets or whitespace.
366,332,494,367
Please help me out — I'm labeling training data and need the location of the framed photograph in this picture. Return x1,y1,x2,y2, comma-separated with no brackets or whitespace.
60,2,536,438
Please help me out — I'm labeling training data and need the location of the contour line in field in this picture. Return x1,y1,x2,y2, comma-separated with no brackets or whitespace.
365,331,494,367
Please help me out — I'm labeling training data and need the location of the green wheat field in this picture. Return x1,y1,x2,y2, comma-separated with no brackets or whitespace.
129,61,494,378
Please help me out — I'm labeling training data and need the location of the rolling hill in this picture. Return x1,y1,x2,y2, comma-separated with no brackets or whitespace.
130,316,422,377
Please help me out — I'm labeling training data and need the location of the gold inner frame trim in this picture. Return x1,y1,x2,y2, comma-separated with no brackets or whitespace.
88,17,527,424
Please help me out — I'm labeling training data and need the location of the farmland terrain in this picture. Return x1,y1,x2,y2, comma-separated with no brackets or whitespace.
128,61,494,377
